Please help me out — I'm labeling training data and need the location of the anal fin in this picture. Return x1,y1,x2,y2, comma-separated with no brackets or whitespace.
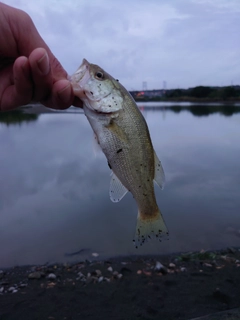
109,172,128,202
153,150,165,189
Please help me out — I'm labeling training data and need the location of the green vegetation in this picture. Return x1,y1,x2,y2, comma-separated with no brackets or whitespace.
176,251,217,262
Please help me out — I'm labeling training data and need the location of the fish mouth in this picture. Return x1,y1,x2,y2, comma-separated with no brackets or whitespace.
70,59,91,94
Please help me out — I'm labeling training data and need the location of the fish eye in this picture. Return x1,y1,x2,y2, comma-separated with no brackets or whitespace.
95,71,104,80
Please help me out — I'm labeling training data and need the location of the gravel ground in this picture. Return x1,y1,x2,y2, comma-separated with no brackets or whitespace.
0,248,240,320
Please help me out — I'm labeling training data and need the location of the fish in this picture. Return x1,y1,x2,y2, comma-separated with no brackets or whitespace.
71,59,168,247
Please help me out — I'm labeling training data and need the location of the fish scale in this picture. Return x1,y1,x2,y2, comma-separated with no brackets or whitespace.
71,59,168,247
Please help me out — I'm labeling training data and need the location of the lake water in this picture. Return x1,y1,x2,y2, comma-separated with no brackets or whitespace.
0,102,240,267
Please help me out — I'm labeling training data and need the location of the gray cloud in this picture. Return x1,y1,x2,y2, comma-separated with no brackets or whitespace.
5,0,240,89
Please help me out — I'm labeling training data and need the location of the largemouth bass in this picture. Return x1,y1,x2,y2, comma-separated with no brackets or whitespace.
71,59,168,247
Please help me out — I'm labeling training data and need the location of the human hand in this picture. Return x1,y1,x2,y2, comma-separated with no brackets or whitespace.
0,2,82,111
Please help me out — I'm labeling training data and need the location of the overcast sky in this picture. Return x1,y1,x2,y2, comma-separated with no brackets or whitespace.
5,0,240,90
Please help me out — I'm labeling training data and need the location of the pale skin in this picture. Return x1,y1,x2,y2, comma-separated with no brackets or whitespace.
0,2,82,111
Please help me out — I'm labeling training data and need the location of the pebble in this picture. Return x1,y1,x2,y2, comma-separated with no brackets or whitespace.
92,253,99,257
107,266,113,272
227,247,236,254
143,270,152,276
8,286,17,293
98,276,104,283
47,273,57,280
112,271,119,278
180,267,187,272
76,272,85,280
28,272,42,279
203,263,213,268
169,263,176,268
117,274,123,279
0,287,4,293
154,261,167,274
95,270,102,277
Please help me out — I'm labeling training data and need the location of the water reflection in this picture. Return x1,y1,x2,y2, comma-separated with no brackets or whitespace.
0,103,240,267
0,109,38,126
137,103,240,117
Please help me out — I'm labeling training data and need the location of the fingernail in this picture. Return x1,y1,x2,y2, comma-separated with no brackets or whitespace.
37,53,50,75
58,83,71,103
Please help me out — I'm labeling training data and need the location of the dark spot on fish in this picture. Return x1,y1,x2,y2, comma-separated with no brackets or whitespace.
147,179,150,182
90,91,93,95
108,105,111,108
112,97,114,99
83,91,86,95
116,79,119,82
138,186,141,188
140,164,142,166
108,162,112,169
116,148,122,154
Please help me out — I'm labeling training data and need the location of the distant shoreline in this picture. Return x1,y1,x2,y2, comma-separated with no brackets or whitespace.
134,97,240,104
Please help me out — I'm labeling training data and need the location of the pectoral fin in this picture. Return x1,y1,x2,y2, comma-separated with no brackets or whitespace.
109,172,128,202
153,150,165,189
92,133,103,157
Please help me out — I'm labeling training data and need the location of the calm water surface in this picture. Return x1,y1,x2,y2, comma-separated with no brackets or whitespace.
0,103,240,267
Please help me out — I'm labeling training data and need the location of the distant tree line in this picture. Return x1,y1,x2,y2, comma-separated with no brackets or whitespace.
166,85,240,101
131,85,240,102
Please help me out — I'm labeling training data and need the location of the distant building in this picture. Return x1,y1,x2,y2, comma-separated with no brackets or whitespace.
130,89,165,100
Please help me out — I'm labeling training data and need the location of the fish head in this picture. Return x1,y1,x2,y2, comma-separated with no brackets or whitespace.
71,59,123,113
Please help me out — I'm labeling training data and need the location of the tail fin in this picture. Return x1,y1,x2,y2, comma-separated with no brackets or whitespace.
133,210,169,248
